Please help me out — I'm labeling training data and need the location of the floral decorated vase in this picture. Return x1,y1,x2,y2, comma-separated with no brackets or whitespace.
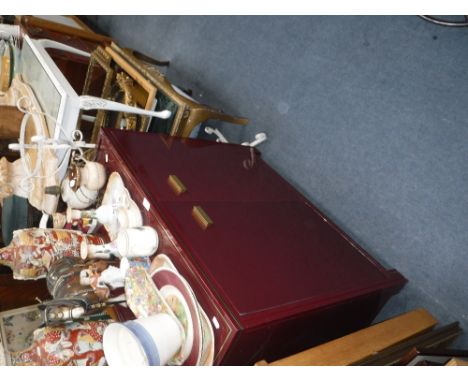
0,228,104,280
10,320,111,366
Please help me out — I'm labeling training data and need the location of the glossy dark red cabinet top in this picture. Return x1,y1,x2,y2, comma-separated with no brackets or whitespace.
101,129,405,327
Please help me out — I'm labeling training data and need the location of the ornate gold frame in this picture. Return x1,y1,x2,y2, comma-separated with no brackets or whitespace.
109,42,249,138
81,46,114,147
81,45,159,158
105,46,157,133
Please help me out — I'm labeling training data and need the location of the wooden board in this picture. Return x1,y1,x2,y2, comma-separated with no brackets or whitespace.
446,358,468,366
257,308,438,366
358,322,461,365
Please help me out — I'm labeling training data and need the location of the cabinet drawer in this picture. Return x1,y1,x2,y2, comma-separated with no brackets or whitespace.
101,130,301,203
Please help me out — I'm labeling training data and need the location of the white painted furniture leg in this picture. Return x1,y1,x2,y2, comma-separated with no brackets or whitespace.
79,95,172,119
242,133,268,147
81,114,96,122
204,126,229,143
205,126,268,148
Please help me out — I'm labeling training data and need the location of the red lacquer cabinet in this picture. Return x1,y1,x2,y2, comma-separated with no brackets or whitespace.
96,128,406,365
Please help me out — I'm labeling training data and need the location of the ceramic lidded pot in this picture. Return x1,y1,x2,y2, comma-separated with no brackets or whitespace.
79,161,107,191
10,320,111,366
0,228,105,280
61,177,99,210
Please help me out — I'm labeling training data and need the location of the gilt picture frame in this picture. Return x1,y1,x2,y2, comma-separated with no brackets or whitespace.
81,46,114,147
104,46,157,133
109,42,248,138
109,43,187,136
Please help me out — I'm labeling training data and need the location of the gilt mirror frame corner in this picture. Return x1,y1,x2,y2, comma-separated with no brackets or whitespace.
104,46,157,133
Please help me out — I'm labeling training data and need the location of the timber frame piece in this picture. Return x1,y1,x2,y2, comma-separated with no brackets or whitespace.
256,308,439,366
15,16,113,45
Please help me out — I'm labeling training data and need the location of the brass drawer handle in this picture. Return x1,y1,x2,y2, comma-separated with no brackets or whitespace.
168,175,187,195
192,206,213,230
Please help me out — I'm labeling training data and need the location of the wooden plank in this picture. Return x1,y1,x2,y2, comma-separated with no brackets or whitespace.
16,16,112,44
266,308,438,366
446,358,468,366
358,322,461,365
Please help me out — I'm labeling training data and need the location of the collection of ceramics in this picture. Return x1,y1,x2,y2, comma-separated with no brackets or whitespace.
0,159,215,366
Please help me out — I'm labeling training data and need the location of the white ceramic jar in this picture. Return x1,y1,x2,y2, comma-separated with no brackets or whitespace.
79,161,107,191
81,226,159,260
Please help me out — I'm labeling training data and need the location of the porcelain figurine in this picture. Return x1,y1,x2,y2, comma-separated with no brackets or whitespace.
0,228,105,280
67,204,112,224
48,212,98,234
81,226,159,260
9,320,110,366
67,202,142,236
79,258,129,299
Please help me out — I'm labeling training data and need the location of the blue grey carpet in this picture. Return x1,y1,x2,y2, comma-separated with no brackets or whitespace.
84,15,468,346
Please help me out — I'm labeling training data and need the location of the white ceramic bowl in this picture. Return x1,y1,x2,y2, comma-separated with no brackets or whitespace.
103,314,183,366
103,323,148,366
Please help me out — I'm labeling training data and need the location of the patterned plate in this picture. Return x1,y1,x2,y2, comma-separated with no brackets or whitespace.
150,254,215,366
199,307,215,366
159,285,193,365
149,253,176,274
152,268,202,366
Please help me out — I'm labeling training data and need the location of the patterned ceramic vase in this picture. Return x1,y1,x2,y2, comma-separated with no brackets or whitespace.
9,320,111,366
0,228,105,280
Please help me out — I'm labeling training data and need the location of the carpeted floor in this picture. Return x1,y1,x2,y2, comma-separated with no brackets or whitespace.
84,15,468,346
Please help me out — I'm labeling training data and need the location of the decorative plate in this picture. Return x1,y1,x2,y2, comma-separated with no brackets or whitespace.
152,268,202,366
159,285,193,365
149,253,177,275
150,254,215,366
198,307,215,366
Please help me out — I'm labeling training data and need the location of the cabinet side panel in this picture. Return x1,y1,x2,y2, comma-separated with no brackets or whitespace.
222,289,396,365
